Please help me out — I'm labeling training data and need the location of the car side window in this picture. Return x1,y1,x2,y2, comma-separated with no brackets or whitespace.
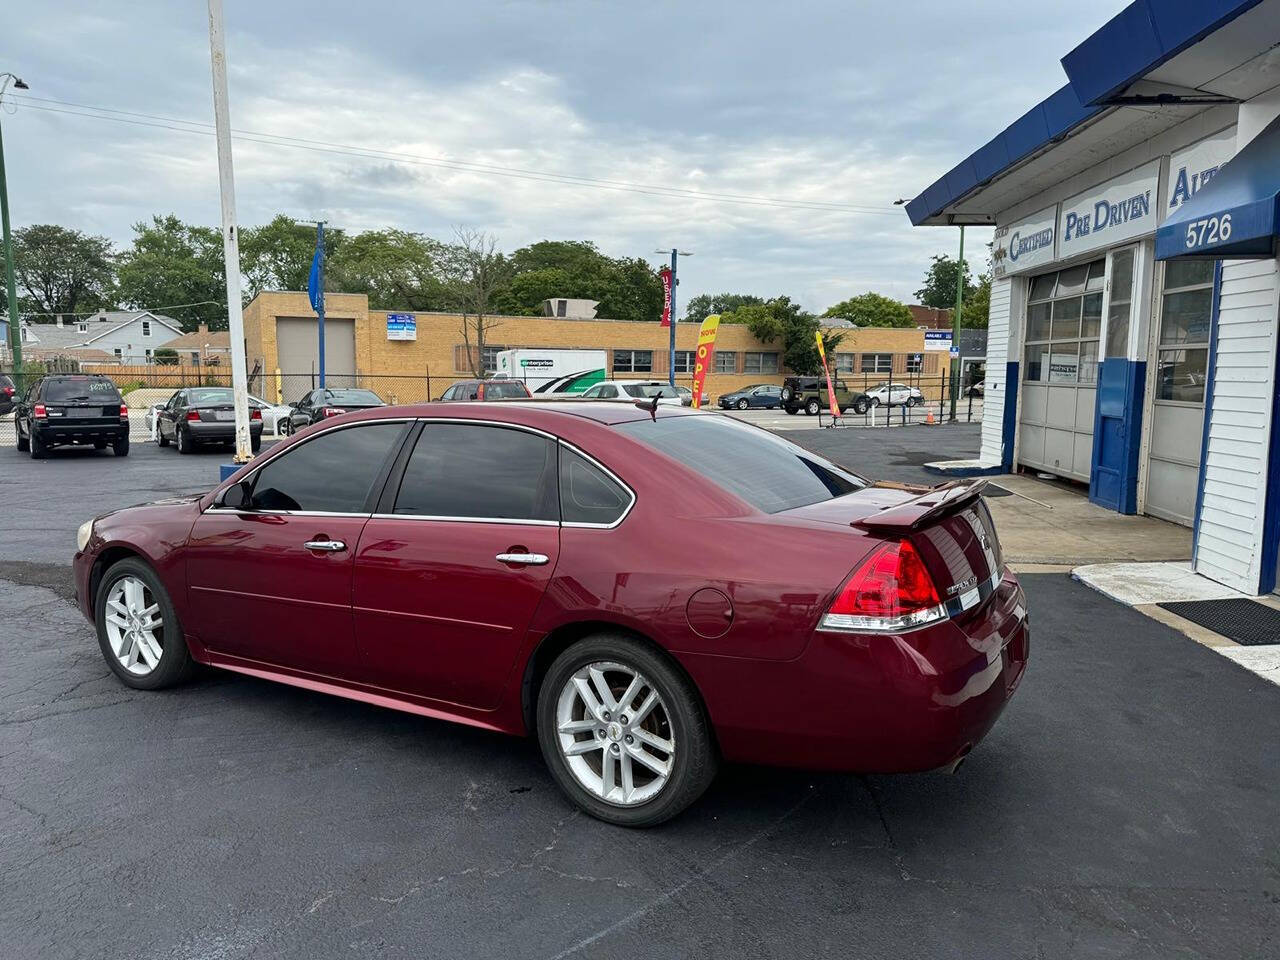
247,423,405,513
581,385,601,398
392,423,558,521
559,446,630,525
599,385,618,399
441,386,456,400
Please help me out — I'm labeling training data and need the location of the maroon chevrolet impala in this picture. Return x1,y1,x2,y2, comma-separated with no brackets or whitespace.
73,402,1029,826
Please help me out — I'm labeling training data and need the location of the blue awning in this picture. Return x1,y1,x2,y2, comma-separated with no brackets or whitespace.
1156,113,1280,260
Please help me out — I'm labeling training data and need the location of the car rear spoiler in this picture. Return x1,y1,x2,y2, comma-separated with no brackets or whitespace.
852,479,989,532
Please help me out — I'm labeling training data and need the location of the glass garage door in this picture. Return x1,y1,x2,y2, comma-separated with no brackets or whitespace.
1019,260,1104,481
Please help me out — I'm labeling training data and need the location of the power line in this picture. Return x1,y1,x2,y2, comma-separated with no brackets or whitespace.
18,300,223,319
12,94,904,216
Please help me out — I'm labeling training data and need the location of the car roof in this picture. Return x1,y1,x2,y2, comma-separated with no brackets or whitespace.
333,399,697,427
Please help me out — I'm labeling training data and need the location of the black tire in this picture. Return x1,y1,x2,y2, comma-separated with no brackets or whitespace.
736,398,749,410
905,396,916,408
853,397,870,415
783,405,798,416
536,633,717,827
870,397,881,407
30,430,46,459
16,423,29,452
177,426,194,454
157,426,169,447
251,435,262,454
113,437,129,457
805,398,820,416
95,557,194,691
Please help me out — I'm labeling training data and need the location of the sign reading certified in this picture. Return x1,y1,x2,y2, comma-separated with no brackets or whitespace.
992,205,1057,278
1166,127,1236,213
1058,160,1160,258
386,312,417,341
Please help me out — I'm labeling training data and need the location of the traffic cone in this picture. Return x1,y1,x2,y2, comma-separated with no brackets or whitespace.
925,409,935,425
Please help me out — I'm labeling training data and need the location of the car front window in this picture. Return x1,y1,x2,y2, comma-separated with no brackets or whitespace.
247,423,406,513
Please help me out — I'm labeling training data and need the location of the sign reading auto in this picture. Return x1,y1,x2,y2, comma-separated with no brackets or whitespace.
1166,127,1236,213
992,205,1056,278
1058,160,1160,258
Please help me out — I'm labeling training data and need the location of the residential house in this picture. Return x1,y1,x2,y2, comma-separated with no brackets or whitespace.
11,311,184,363
161,323,231,365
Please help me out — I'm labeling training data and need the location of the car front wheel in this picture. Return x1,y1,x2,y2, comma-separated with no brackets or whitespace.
537,634,717,827
736,398,749,410
95,557,194,690
16,422,29,452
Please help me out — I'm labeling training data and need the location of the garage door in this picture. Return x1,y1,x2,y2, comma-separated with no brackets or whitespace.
1019,260,1104,482
276,317,356,402
1145,261,1212,525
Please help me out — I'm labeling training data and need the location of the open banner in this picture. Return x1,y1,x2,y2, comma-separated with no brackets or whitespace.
659,268,673,327
690,314,721,409
815,331,841,417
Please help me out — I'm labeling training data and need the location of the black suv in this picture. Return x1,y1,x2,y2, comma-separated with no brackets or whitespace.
15,374,130,457
779,376,870,416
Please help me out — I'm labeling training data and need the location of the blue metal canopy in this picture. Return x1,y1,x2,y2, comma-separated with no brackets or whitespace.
1156,113,1280,260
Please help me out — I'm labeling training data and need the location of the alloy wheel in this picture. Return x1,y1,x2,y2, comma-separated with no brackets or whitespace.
555,661,675,807
103,575,164,676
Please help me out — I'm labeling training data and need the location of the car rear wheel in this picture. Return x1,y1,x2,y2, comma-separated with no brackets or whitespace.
177,427,194,455
251,435,261,454
95,558,193,690
537,634,717,827
853,397,871,415
783,405,798,415
805,399,820,416
113,437,129,457
30,430,46,459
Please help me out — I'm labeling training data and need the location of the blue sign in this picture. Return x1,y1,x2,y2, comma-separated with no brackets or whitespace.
387,313,417,341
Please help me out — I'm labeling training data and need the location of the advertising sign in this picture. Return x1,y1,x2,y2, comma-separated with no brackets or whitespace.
924,330,954,351
386,313,417,341
992,205,1058,278
1058,160,1160,259
814,331,841,417
659,268,673,327
689,314,721,409
1166,127,1236,214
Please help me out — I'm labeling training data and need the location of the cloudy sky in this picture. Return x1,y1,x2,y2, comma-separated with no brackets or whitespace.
1,0,1119,315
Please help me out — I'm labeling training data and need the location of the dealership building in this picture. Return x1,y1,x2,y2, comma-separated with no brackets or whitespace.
907,0,1280,595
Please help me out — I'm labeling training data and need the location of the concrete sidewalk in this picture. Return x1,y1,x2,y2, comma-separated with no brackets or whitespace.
987,474,1191,566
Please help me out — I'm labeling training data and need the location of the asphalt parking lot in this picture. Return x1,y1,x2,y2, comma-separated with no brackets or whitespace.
2,429,1278,959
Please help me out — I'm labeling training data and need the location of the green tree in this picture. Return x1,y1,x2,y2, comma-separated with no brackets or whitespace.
240,214,343,299
115,215,226,331
496,240,662,322
915,253,976,309
329,229,449,310
13,225,115,319
152,347,180,366
722,296,841,376
962,272,991,329
822,292,914,328
685,292,764,325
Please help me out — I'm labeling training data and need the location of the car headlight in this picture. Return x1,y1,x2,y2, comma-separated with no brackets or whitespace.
76,518,95,553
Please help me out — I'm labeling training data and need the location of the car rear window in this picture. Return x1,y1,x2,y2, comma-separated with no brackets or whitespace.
626,384,678,399
484,381,529,399
617,415,865,513
325,389,383,404
188,388,233,405
43,378,121,402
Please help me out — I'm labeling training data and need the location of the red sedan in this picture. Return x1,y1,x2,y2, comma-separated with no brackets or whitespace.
73,402,1029,826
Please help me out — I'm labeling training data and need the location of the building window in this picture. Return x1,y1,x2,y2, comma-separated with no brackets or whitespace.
835,353,855,373
191,351,200,364
1154,260,1213,404
145,348,153,361
744,352,779,374
714,351,737,374
672,350,695,373
113,348,122,360
613,349,653,373
860,353,892,373
1023,259,1105,384
142,320,152,337
77,322,88,333
906,353,923,373
481,345,506,373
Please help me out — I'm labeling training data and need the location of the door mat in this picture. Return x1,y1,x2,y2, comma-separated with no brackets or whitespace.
1157,598,1280,646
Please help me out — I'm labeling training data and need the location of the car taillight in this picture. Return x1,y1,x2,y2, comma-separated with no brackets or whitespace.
321,406,345,417
119,405,129,419
819,539,945,633
2,386,12,397
187,410,202,421
33,403,47,419
250,408,262,420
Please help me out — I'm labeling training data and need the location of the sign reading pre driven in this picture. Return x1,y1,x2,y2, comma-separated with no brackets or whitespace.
1058,160,1160,258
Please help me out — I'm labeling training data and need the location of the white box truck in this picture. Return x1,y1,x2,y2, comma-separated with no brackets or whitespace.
494,348,608,394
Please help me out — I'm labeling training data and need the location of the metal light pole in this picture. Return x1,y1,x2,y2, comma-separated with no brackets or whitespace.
0,72,29,383
655,248,691,387
949,225,965,423
206,0,253,464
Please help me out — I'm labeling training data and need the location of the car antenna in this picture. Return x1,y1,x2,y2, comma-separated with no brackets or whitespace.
633,395,660,421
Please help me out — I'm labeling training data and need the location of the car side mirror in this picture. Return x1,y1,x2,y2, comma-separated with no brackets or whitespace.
220,480,251,510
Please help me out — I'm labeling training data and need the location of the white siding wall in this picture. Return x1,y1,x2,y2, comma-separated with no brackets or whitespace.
1194,258,1280,593
979,278,1014,466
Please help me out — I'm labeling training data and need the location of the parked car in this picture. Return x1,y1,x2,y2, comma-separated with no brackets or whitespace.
865,382,926,407
674,385,709,407
283,387,386,434
779,376,871,416
438,378,533,401
156,386,264,454
966,381,985,398
579,381,683,405
0,373,15,416
15,374,129,458
717,384,783,410
146,392,291,436
74,402,1028,827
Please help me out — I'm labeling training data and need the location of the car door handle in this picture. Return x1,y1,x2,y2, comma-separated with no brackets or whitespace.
304,539,347,552
496,552,549,566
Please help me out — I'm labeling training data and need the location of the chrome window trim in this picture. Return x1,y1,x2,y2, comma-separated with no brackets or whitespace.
370,513,560,526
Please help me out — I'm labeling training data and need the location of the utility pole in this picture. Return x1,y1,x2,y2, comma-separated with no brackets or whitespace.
949,225,965,423
207,0,253,464
655,248,692,388
0,72,29,385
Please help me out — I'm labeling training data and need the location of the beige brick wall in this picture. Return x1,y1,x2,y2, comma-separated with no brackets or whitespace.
243,291,933,401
